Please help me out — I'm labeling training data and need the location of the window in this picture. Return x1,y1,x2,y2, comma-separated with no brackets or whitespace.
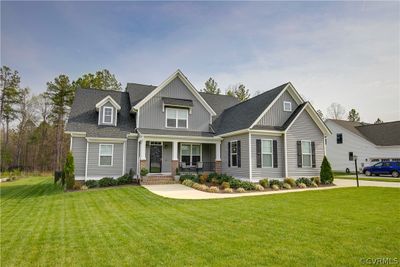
231,141,238,167
166,108,188,128
336,133,343,144
261,140,273,168
102,107,114,124
283,101,292,112
99,144,113,166
349,152,354,161
180,144,201,166
301,141,312,167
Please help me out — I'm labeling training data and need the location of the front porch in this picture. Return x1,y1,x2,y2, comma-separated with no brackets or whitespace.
138,137,222,177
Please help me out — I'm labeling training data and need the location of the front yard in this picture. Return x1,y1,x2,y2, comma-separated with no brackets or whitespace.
1,176,399,266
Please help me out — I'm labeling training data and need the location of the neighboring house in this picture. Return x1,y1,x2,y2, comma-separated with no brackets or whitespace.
325,119,400,172
66,69,331,182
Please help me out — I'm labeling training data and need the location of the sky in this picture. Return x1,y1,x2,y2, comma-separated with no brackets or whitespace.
1,1,399,122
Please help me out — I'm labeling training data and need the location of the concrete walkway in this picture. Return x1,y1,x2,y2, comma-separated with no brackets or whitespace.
142,179,399,200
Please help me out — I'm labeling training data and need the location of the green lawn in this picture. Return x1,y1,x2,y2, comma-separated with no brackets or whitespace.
1,177,399,266
335,176,400,183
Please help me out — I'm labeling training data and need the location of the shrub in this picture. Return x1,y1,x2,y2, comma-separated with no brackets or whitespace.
240,181,256,191
182,179,194,187
229,179,242,189
179,174,197,183
192,183,201,190
208,186,219,193
259,179,269,188
199,174,207,184
211,178,219,186
117,174,133,185
236,187,246,193
271,184,280,190
255,184,264,191
269,179,283,189
311,182,318,188
85,180,98,188
311,176,321,185
320,156,334,184
207,172,219,182
297,183,307,188
98,177,117,187
283,178,296,188
283,183,291,189
296,177,312,187
81,185,88,190
72,183,81,190
198,184,209,191
218,174,234,184
140,168,149,177
64,151,75,190
221,181,230,189
224,188,233,193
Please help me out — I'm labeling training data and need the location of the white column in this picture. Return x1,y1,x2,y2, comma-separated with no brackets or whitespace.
140,139,146,160
215,141,221,161
172,141,178,161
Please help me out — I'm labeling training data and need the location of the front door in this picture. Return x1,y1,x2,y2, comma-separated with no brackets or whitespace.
150,143,162,173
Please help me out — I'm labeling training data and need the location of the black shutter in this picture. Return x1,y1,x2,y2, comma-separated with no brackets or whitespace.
228,142,231,167
237,140,241,168
311,141,316,168
273,140,278,168
256,139,261,168
297,141,302,168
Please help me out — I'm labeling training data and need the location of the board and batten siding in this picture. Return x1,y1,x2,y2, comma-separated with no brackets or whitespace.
221,134,249,179
139,77,211,131
286,111,324,177
251,134,285,179
125,139,137,174
71,137,87,179
257,91,299,127
87,142,124,178
99,101,118,126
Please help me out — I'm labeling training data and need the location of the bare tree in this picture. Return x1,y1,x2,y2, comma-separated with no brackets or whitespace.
327,103,346,119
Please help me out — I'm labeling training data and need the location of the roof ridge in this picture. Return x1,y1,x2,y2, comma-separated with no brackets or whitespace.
356,120,400,127
76,87,126,94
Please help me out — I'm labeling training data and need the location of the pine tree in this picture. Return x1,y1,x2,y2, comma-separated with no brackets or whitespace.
73,69,122,91
202,77,221,94
374,118,383,124
320,156,334,184
64,151,75,190
348,109,360,122
226,84,250,102
46,74,75,171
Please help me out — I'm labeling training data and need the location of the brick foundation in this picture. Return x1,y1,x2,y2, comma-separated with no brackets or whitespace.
140,160,147,172
171,160,179,176
215,160,222,174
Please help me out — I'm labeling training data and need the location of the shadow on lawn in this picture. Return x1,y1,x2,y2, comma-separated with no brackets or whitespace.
0,181,63,200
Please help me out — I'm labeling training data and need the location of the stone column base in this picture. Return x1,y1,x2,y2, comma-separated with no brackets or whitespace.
140,160,147,173
215,160,222,174
171,160,179,176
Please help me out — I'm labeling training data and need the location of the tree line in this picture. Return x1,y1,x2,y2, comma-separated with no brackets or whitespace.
0,66,121,173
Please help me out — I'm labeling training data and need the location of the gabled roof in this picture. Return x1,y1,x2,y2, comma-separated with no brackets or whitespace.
66,88,136,138
126,83,157,106
95,95,121,111
327,119,400,146
212,83,288,135
199,92,240,117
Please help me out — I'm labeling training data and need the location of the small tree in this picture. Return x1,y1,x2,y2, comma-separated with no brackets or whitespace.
348,108,360,122
64,151,75,190
203,77,221,94
374,118,383,124
320,156,334,184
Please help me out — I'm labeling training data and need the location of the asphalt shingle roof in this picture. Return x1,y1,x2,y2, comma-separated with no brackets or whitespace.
66,88,136,138
212,83,289,134
198,92,240,117
125,83,157,106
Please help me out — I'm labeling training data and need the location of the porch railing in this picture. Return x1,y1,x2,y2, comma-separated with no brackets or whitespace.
179,162,215,173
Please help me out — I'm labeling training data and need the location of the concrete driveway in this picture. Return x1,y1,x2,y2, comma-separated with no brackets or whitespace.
142,179,399,200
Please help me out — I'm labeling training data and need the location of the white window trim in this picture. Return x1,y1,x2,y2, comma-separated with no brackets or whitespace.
230,140,238,168
165,107,188,129
283,101,292,112
98,144,114,167
301,140,312,168
261,139,273,168
102,106,114,124
180,143,202,167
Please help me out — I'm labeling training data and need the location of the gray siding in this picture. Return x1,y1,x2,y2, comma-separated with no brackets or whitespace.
163,142,172,173
286,111,324,177
139,77,211,131
257,91,299,126
99,101,117,126
221,134,249,179
251,134,285,179
87,142,124,178
126,139,137,174
202,143,215,163
71,137,87,179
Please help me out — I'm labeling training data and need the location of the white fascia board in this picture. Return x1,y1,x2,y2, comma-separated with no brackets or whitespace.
139,134,222,143
249,129,284,136
95,96,121,111
132,69,216,116
250,83,304,129
86,137,127,143
217,129,249,138
126,133,138,139
65,131,87,137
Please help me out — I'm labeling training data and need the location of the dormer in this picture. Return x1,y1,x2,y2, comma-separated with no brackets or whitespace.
95,95,121,126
